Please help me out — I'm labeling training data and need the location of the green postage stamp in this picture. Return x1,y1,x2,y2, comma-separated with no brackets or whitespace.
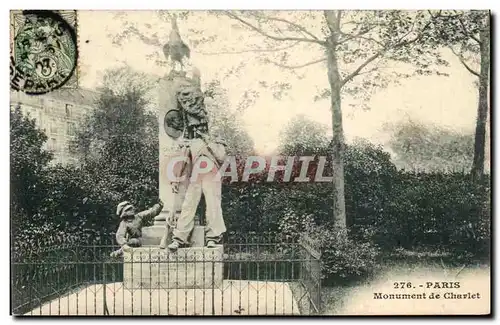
10,10,78,94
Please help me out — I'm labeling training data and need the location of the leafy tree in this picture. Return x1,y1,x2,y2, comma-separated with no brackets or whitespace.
10,105,53,234
96,65,160,109
72,67,159,212
430,10,490,181
384,119,474,172
277,114,329,156
204,80,255,155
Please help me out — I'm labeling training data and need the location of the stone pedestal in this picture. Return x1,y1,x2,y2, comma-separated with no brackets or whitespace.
123,246,224,289
142,225,205,247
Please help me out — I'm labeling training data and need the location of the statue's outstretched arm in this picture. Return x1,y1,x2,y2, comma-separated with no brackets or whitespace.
136,200,165,224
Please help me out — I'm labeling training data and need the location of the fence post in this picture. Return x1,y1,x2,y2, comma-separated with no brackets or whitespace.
103,259,108,315
316,257,321,315
298,234,322,315
212,253,215,316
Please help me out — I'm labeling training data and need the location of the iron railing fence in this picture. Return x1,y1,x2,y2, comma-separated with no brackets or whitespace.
12,238,321,316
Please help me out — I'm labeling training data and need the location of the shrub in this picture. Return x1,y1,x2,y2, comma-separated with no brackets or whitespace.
447,181,491,261
259,182,332,234
373,172,491,257
343,140,397,234
305,225,380,285
12,164,115,256
277,210,315,243
222,181,275,235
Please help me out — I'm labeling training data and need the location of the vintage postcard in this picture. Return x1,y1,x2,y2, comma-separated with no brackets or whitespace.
10,9,491,316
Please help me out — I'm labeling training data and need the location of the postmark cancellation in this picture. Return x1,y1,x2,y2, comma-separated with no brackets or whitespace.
10,10,79,95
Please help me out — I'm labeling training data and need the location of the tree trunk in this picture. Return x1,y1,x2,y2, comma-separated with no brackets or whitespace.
471,21,490,182
325,11,346,228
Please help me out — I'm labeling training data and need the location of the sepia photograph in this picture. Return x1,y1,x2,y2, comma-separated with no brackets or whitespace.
9,7,491,316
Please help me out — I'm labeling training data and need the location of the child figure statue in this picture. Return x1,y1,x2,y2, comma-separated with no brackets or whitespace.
110,199,164,257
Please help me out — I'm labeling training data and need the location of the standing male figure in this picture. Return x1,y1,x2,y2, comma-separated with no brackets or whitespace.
168,131,227,250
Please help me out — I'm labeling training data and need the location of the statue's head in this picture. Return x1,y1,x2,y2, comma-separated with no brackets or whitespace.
176,84,205,113
116,201,136,219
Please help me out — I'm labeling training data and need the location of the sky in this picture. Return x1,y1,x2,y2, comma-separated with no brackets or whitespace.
77,10,485,156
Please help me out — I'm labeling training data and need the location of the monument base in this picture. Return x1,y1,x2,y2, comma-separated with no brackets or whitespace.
123,245,224,289
142,224,205,247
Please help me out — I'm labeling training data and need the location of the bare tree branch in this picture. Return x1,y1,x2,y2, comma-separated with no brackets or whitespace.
354,35,385,48
198,41,301,55
341,19,433,86
265,57,327,69
259,15,322,41
225,11,326,45
349,67,379,77
126,26,162,47
448,46,480,77
352,63,390,77
340,19,361,27
338,25,377,45
341,51,382,86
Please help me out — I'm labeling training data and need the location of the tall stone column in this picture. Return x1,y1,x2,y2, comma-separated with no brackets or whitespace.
156,70,189,226
141,70,204,247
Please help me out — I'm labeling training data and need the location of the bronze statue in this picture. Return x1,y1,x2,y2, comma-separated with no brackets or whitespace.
110,199,164,257
163,14,190,71
168,130,228,251
176,83,209,139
